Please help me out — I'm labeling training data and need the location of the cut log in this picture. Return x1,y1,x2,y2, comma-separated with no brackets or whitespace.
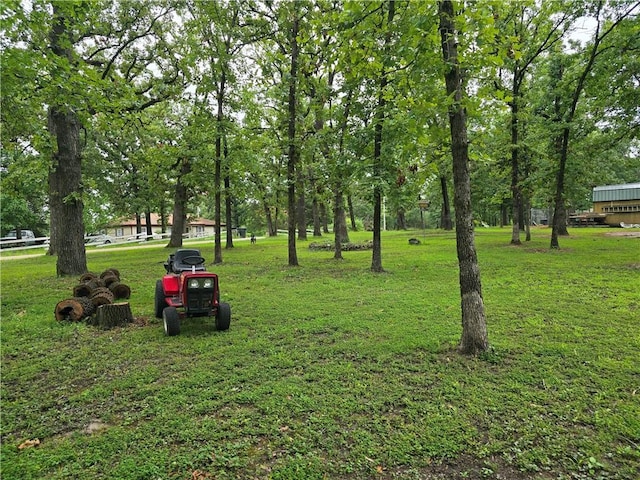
100,268,120,280
91,287,114,301
87,278,106,290
72,278,104,297
54,297,95,322
109,282,131,300
90,286,114,307
91,294,113,307
79,272,98,283
73,283,92,298
101,274,119,287
88,302,133,329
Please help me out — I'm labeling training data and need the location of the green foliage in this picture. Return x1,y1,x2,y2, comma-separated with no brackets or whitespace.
0,150,49,235
2,0,638,248
1,228,639,479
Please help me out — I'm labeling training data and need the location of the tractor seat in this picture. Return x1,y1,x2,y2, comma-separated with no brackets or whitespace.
172,249,206,273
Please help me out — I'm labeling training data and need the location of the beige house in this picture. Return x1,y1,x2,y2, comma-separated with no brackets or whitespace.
592,183,640,226
106,214,219,240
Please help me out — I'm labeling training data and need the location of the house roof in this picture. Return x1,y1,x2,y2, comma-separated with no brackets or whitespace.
113,214,219,227
593,183,640,202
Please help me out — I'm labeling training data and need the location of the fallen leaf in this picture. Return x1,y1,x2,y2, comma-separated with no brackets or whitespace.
18,439,40,450
191,470,214,480
376,465,385,474
279,425,289,432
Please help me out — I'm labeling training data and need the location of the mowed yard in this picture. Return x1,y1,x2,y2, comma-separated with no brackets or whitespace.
1,227,638,480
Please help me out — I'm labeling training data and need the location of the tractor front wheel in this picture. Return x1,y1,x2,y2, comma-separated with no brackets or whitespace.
163,307,180,336
155,280,166,319
215,302,231,331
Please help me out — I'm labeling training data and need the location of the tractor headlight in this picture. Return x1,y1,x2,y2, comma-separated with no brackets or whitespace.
202,278,213,289
188,278,200,289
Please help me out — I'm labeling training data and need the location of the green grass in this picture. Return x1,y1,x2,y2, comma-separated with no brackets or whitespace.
1,227,639,479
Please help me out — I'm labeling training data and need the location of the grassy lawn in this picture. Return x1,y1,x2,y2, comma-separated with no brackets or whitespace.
1,227,639,480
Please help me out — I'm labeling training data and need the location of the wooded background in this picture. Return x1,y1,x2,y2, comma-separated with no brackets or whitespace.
2,0,639,272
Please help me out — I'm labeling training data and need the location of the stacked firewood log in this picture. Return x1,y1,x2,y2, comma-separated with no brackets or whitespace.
54,269,133,328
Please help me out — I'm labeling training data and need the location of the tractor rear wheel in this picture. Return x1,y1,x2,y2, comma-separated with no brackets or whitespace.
154,280,166,319
163,307,180,336
215,302,231,331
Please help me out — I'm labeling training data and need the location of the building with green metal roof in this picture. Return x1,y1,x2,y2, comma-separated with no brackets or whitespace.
592,183,640,226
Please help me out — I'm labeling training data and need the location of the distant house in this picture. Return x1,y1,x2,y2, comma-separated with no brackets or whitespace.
592,183,640,226
106,214,220,240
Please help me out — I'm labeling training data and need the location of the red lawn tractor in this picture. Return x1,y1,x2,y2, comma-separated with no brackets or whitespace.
154,249,231,336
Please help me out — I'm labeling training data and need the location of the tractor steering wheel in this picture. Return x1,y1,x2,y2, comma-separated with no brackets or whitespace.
181,255,205,266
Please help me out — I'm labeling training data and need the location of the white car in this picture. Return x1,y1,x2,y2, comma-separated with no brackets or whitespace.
85,234,115,245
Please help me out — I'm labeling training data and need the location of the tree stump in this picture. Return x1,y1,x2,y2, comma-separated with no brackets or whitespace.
54,297,95,322
88,302,133,329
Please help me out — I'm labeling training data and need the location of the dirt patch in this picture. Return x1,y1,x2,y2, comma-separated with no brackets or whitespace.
380,454,551,479
83,420,109,435
604,231,640,238
132,316,150,327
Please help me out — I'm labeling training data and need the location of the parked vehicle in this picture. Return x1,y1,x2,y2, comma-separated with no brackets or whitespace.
85,234,115,245
126,233,159,241
0,230,36,248
154,249,231,336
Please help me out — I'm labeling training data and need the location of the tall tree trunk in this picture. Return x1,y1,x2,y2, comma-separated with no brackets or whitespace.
440,175,453,230
347,194,357,231
47,3,87,276
287,10,300,266
332,85,352,250
225,174,234,248
312,198,322,236
334,184,345,260
371,0,395,273
550,82,570,247
265,203,275,236
510,82,522,245
145,210,152,240
320,203,330,233
223,136,234,249
333,193,349,245
214,71,227,263
273,205,280,236
372,116,383,272
214,132,223,262
395,208,407,230
168,158,190,248
439,0,488,355
296,169,307,240
550,129,569,248
135,213,142,236
48,108,87,275
312,179,322,237
524,196,531,241
160,198,168,234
